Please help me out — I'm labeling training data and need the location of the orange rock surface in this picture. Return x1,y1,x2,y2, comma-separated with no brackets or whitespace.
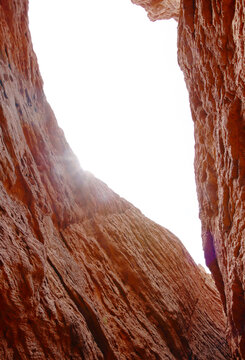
0,0,232,359
177,0,245,358
131,0,179,21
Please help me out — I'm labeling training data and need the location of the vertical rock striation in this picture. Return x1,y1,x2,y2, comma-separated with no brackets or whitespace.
177,0,245,358
0,0,232,359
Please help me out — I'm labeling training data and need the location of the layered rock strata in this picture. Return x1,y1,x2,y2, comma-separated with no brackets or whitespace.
177,0,245,358
0,0,231,359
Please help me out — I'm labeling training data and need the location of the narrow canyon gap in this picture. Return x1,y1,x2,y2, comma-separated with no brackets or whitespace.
28,0,204,269
0,0,237,359
135,0,245,357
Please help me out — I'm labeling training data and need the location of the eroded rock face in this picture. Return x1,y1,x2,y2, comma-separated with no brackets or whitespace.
131,0,180,21
0,0,231,359
178,0,245,358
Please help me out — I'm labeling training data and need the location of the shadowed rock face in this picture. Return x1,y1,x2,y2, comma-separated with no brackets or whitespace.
0,0,231,359
177,0,245,358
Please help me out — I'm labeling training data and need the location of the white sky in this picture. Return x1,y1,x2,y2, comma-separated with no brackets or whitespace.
29,0,206,268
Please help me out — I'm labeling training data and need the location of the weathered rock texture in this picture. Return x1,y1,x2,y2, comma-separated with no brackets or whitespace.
131,0,180,21
177,0,245,358
0,0,231,359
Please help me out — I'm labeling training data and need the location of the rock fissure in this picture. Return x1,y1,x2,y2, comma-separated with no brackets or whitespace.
47,257,116,360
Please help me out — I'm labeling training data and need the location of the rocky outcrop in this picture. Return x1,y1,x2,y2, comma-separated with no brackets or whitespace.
177,0,245,358
0,0,231,359
131,0,180,21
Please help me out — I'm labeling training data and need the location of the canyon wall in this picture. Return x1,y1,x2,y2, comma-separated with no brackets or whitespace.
0,0,232,359
177,0,245,358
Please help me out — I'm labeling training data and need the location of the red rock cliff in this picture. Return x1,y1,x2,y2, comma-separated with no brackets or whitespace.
177,0,245,358
0,0,231,359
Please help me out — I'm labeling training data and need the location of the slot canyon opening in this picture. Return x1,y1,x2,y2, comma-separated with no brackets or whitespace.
28,0,205,267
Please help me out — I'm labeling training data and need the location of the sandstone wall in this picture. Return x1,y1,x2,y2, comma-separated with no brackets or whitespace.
177,0,245,358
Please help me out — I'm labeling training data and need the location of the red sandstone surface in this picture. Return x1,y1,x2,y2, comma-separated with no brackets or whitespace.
0,0,233,359
177,0,245,358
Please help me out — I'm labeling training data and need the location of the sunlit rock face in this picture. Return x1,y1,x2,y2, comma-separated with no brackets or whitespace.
178,0,245,358
0,0,231,359
131,0,180,21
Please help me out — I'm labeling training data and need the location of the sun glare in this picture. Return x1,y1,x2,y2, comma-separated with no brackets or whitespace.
29,0,206,268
